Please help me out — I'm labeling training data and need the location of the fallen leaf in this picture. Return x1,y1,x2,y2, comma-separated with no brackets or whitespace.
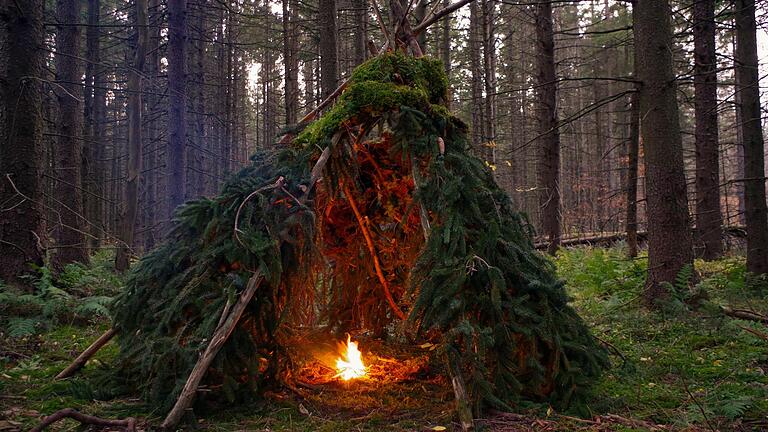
431,426,446,431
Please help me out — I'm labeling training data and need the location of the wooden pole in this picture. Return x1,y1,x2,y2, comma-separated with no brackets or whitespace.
55,328,116,380
161,272,263,429
447,351,475,431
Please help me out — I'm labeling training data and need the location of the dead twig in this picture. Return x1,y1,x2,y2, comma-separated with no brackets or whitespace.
233,177,285,249
738,324,768,341
30,408,136,432
679,375,717,432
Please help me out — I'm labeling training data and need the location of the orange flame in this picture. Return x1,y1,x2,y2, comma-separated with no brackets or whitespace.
335,335,367,380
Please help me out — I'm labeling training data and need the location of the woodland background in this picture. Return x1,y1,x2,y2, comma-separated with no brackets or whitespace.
3,1,768,430
2,0,766,272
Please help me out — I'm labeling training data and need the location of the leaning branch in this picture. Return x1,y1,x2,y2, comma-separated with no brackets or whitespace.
412,0,475,36
341,181,406,320
55,328,117,380
160,142,333,431
161,272,264,429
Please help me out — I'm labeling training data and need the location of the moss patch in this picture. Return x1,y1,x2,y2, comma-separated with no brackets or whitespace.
294,52,451,148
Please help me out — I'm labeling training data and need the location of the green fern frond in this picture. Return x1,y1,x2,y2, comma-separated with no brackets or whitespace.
6,317,43,337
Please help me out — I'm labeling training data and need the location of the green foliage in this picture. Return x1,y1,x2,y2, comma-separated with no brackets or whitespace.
555,246,646,303
349,52,448,103
2,249,765,430
557,247,768,427
0,254,122,338
6,317,41,338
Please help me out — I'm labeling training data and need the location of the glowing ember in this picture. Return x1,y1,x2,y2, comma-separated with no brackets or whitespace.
335,335,367,380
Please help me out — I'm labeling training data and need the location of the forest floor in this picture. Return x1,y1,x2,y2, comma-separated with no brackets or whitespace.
1,247,767,431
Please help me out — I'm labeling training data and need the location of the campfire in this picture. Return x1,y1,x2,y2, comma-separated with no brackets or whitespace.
334,335,367,380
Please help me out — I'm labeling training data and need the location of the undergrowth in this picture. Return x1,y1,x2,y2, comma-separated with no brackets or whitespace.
1,246,766,431
0,250,122,338
556,245,768,430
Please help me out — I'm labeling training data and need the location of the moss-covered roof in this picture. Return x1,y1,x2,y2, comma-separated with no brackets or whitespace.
294,52,451,148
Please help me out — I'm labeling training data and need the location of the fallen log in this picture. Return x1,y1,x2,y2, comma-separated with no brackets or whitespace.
722,306,768,325
533,226,747,250
55,328,117,380
31,408,135,432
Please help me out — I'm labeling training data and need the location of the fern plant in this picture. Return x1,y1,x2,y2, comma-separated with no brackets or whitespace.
0,260,121,338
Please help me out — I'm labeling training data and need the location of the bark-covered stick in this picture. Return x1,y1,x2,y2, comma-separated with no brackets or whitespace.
55,328,117,380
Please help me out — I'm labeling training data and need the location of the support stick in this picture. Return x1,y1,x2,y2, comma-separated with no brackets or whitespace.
341,181,406,320
55,328,116,380
447,352,475,431
161,272,263,429
278,83,349,145
412,0,475,36
410,156,431,238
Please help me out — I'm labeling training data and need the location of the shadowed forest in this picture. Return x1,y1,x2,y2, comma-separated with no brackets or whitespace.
1,0,768,431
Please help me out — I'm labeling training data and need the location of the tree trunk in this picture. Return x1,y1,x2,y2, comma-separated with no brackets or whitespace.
304,57,315,111
440,0,451,105
414,0,428,51
0,0,46,286
92,3,107,247
283,0,300,125
223,11,233,174
481,0,496,163
693,0,723,260
734,0,768,274
353,0,368,66
441,0,451,78
468,1,484,152
193,0,206,197
144,0,161,248
115,0,148,272
634,0,694,304
54,0,89,266
82,0,102,253
626,91,640,258
535,1,561,255
730,37,746,230
319,0,339,98
167,0,188,219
